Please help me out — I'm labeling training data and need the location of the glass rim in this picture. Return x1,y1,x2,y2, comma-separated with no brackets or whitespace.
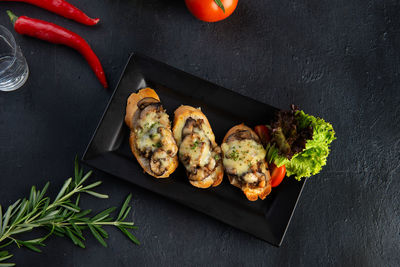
0,25,18,76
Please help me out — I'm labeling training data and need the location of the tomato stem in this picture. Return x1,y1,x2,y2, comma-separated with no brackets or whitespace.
214,0,225,13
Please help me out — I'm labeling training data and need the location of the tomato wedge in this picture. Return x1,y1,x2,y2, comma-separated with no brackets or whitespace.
254,125,286,187
254,125,270,146
270,163,286,187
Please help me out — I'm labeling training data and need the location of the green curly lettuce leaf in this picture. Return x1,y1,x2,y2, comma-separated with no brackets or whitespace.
267,109,336,181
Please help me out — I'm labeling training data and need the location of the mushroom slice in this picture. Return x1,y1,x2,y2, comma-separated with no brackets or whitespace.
150,149,170,176
225,129,255,143
139,103,162,121
182,118,197,137
137,97,159,110
159,127,178,157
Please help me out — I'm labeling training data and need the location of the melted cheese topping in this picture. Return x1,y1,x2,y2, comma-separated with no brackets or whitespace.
180,135,211,168
179,126,211,168
221,139,266,176
174,113,215,145
134,111,169,153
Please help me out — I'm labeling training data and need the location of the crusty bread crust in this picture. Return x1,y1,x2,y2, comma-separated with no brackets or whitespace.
173,105,216,145
173,105,223,188
222,124,272,201
125,88,178,178
125,87,160,129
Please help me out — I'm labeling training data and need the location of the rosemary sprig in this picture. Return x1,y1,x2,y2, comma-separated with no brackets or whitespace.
0,158,139,266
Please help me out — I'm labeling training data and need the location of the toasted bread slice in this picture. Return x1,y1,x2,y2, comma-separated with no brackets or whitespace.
173,105,223,188
222,124,271,201
125,88,178,178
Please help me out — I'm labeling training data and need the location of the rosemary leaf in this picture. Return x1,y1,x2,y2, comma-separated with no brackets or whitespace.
74,194,80,207
0,241,13,249
84,190,108,199
28,186,36,208
92,207,116,222
74,209,92,219
60,204,80,213
88,224,107,247
19,241,41,253
117,194,132,220
65,227,79,246
69,221,82,237
54,178,72,202
74,156,80,185
82,181,102,190
9,200,21,219
1,206,12,235
78,171,92,187
7,227,33,236
121,225,138,230
0,250,15,267
118,226,140,245
37,182,50,202
120,206,132,221
0,263,16,267
0,206,2,235
0,250,10,258
93,225,108,239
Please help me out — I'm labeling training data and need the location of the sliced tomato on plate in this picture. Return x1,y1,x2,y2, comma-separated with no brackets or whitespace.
254,125,286,187
270,163,286,187
254,125,270,146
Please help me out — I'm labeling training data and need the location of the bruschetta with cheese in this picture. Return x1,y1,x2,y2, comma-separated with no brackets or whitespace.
173,105,223,188
125,88,178,178
221,124,271,201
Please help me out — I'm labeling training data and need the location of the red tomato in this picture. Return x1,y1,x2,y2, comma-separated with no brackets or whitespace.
270,163,286,187
254,125,270,146
254,125,286,187
185,0,238,22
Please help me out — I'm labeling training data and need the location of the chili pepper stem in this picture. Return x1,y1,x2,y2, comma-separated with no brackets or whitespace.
6,10,18,26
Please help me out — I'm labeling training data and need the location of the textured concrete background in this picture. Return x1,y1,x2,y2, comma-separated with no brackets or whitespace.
0,0,399,266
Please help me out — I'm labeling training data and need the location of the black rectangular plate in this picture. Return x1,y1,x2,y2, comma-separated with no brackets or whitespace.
82,53,306,246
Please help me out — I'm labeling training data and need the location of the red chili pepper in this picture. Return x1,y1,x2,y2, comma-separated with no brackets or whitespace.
7,11,108,88
1,0,99,26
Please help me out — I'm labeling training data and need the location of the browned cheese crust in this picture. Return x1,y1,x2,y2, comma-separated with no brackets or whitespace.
125,87,178,178
173,105,224,188
222,124,272,201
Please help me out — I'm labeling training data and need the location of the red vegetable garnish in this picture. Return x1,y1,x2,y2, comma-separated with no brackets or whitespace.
185,0,238,22
1,0,99,26
254,125,286,187
7,11,108,88
254,125,270,146
270,163,286,187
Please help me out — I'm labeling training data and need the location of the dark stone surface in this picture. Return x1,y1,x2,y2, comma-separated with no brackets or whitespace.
0,0,399,266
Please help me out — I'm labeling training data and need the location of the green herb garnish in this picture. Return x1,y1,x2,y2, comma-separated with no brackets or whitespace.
152,141,162,148
191,140,200,150
0,158,139,266
214,154,220,161
228,150,239,161
149,122,157,130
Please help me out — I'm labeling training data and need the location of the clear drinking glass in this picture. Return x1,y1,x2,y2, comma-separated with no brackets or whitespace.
0,25,29,92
